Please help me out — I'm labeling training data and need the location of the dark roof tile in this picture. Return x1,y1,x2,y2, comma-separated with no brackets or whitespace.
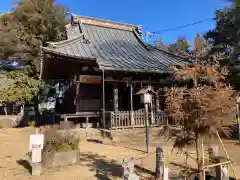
42,15,191,73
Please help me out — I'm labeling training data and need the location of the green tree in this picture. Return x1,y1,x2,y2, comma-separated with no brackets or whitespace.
204,0,240,65
205,8,236,64
0,0,69,77
0,0,69,115
0,70,40,115
204,1,240,88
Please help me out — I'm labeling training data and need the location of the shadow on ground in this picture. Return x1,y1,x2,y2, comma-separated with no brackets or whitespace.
87,139,103,144
15,110,56,128
79,152,123,179
16,159,31,173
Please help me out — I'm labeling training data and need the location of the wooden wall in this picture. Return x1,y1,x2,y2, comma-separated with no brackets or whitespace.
76,84,101,112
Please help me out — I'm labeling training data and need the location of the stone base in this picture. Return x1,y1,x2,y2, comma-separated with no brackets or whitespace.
31,163,42,176
124,173,140,180
80,122,99,128
42,151,80,168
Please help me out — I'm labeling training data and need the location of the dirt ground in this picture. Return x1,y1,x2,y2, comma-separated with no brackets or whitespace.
0,127,240,180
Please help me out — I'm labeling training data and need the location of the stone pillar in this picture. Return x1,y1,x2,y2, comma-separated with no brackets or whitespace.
208,144,219,163
32,163,42,176
215,157,229,180
208,144,219,178
31,147,43,176
121,157,139,180
156,147,164,179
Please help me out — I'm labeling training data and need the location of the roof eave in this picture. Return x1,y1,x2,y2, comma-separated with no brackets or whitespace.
99,65,165,74
40,46,96,61
132,29,193,64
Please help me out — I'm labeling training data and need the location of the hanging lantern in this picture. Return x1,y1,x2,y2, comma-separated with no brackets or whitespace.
140,93,152,104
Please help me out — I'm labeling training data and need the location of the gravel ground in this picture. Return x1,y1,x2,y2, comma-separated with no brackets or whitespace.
0,127,239,180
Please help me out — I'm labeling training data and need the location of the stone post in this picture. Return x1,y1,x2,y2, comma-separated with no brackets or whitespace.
208,144,219,163
156,147,164,179
121,157,139,180
215,157,229,180
29,133,44,176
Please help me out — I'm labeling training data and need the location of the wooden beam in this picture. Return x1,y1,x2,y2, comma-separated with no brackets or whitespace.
104,79,160,84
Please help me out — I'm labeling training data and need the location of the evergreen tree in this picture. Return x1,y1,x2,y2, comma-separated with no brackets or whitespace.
0,0,69,77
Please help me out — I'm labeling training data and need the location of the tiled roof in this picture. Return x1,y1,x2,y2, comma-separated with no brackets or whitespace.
42,15,191,73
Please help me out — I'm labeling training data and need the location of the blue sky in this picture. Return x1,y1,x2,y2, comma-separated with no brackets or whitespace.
1,0,230,45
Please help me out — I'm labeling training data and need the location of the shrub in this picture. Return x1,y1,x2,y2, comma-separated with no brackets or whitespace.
41,124,79,154
43,133,79,153
27,124,79,159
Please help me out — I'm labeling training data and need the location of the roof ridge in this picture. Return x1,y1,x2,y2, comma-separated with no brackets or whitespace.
81,22,135,32
71,14,141,32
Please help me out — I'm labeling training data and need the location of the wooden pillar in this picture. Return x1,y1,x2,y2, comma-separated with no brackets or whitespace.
130,82,134,126
113,83,118,112
75,81,80,113
156,97,160,125
101,70,106,130
75,73,80,113
156,90,160,110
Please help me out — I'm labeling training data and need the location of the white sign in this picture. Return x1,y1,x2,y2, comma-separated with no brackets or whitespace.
32,148,42,163
164,168,169,180
29,134,44,151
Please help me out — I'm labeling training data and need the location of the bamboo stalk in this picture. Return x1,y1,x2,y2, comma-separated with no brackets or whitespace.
196,135,204,180
216,131,237,179
183,151,197,161
204,161,232,169
196,137,200,171
201,137,205,180
185,147,188,175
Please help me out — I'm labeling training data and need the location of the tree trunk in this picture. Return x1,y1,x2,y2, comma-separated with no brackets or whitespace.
33,95,40,116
